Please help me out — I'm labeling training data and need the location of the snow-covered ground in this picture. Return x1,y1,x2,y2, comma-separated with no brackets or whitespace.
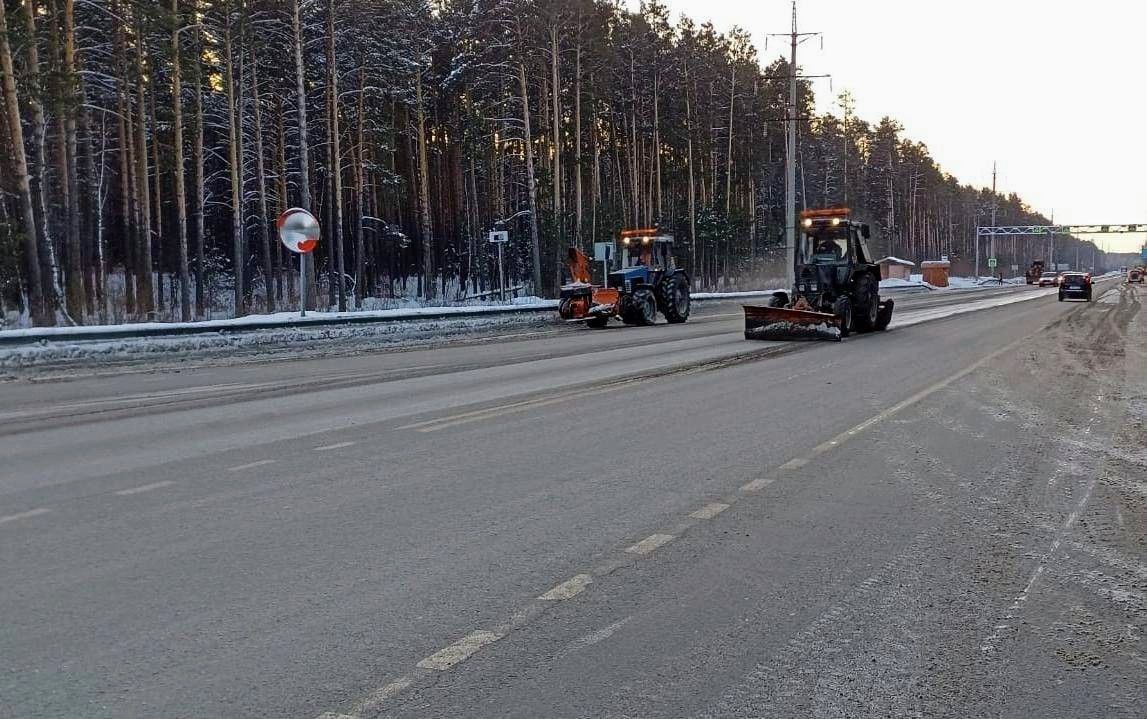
881,274,1028,292
0,313,554,375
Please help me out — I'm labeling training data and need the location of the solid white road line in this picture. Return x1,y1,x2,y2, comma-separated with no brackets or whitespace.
539,574,593,601
689,502,730,520
227,459,276,472
0,507,51,525
416,630,503,671
740,478,775,493
114,480,175,496
314,441,356,451
625,533,675,555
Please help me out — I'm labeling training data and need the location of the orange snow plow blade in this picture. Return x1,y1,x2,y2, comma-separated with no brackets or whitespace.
743,305,842,342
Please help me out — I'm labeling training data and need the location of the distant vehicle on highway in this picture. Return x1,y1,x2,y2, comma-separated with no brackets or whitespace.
1037,271,1060,287
1129,268,1144,284
1058,272,1091,302
1025,260,1046,284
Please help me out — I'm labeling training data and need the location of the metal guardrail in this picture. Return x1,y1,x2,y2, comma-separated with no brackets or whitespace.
0,292,786,347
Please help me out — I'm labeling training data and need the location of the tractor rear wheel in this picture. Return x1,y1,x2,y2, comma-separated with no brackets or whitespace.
875,299,894,331
622,288,657,326
586,316,609,328
852,275,880,332
833,296,853,338
658,273,691,323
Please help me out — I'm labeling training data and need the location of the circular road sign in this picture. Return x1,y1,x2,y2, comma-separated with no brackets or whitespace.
277,208,320,254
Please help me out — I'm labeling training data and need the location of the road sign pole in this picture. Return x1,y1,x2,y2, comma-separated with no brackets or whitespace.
278,207,321,319
497,242,505,302
299,252,307,317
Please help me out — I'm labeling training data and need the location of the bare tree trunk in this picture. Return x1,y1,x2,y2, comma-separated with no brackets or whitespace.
275,97,290,302
115,35,136,317
725,65,734,216
21,0,62,320
518,60,542,295
171,0,191,321
134,13,154,318
326,0,345,310
549,24,561,247
684,59,697,277
574,39,583,247
193,19,206,317
61,0,83,321
250,43,273,313
86,108,108,321
150,80,165,316
653,72,661,222
0,2,47,323
291,0,315,309
224,3,244,316
354,66,366,306
415,70,434,300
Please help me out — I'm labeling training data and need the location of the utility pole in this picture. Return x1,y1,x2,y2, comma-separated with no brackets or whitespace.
769,2,822,290
989,162,997,277
1049,209,1055,269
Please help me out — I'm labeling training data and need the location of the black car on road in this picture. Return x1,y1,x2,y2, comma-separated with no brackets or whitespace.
1058,272,1092,301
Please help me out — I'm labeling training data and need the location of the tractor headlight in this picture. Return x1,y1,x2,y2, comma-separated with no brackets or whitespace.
622,238,630,245
802,218,813,228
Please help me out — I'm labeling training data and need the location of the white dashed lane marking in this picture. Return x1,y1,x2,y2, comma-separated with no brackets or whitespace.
416,630,503,671
0,508,51,525
539,574,593,601
779,457,808,470
625,533,675,555
227,459,276,472
114,481,175,496
689,502,730,520
740,478,775,493
314,441,356,451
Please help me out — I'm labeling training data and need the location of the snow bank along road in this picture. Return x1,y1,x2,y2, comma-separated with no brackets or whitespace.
1,280,1143,718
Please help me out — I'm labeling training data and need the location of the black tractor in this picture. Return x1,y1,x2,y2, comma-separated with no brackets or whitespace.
744,208,893,341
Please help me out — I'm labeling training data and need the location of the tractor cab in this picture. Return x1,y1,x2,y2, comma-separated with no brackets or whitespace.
797,208,875,268
610,229,675,290
793,208,879,307
619,229,675,271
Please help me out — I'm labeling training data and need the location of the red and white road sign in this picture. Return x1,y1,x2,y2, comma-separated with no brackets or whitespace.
277,208,320,254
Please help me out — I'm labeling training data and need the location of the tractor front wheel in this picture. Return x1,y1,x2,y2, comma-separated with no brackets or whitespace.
586,316,609,328
622,288,657,326
658,274,691,324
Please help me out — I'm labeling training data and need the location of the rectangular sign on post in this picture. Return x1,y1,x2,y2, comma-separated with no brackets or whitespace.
488,230,509,244
987,257,997,268
1010,264,1019,273
1057,263,1071,271
593,242,614,262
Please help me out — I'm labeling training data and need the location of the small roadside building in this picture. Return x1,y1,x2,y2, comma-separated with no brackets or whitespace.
876,257,916,280
921,259,951,287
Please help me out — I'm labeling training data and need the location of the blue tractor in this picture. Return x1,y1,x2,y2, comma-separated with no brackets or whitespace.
558,229,691,328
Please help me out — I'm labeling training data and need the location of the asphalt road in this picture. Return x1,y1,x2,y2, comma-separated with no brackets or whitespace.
1,281,1143,718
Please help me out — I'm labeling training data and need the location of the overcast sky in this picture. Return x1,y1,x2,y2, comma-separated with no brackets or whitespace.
631,0,1147,253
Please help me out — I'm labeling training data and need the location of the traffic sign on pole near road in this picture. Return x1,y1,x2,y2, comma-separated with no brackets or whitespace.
277,208,320,317
488,231,509,301
987,257,997,269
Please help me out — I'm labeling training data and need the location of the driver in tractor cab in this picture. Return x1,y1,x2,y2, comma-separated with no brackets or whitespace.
626,242,651,267
813,238,843,262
